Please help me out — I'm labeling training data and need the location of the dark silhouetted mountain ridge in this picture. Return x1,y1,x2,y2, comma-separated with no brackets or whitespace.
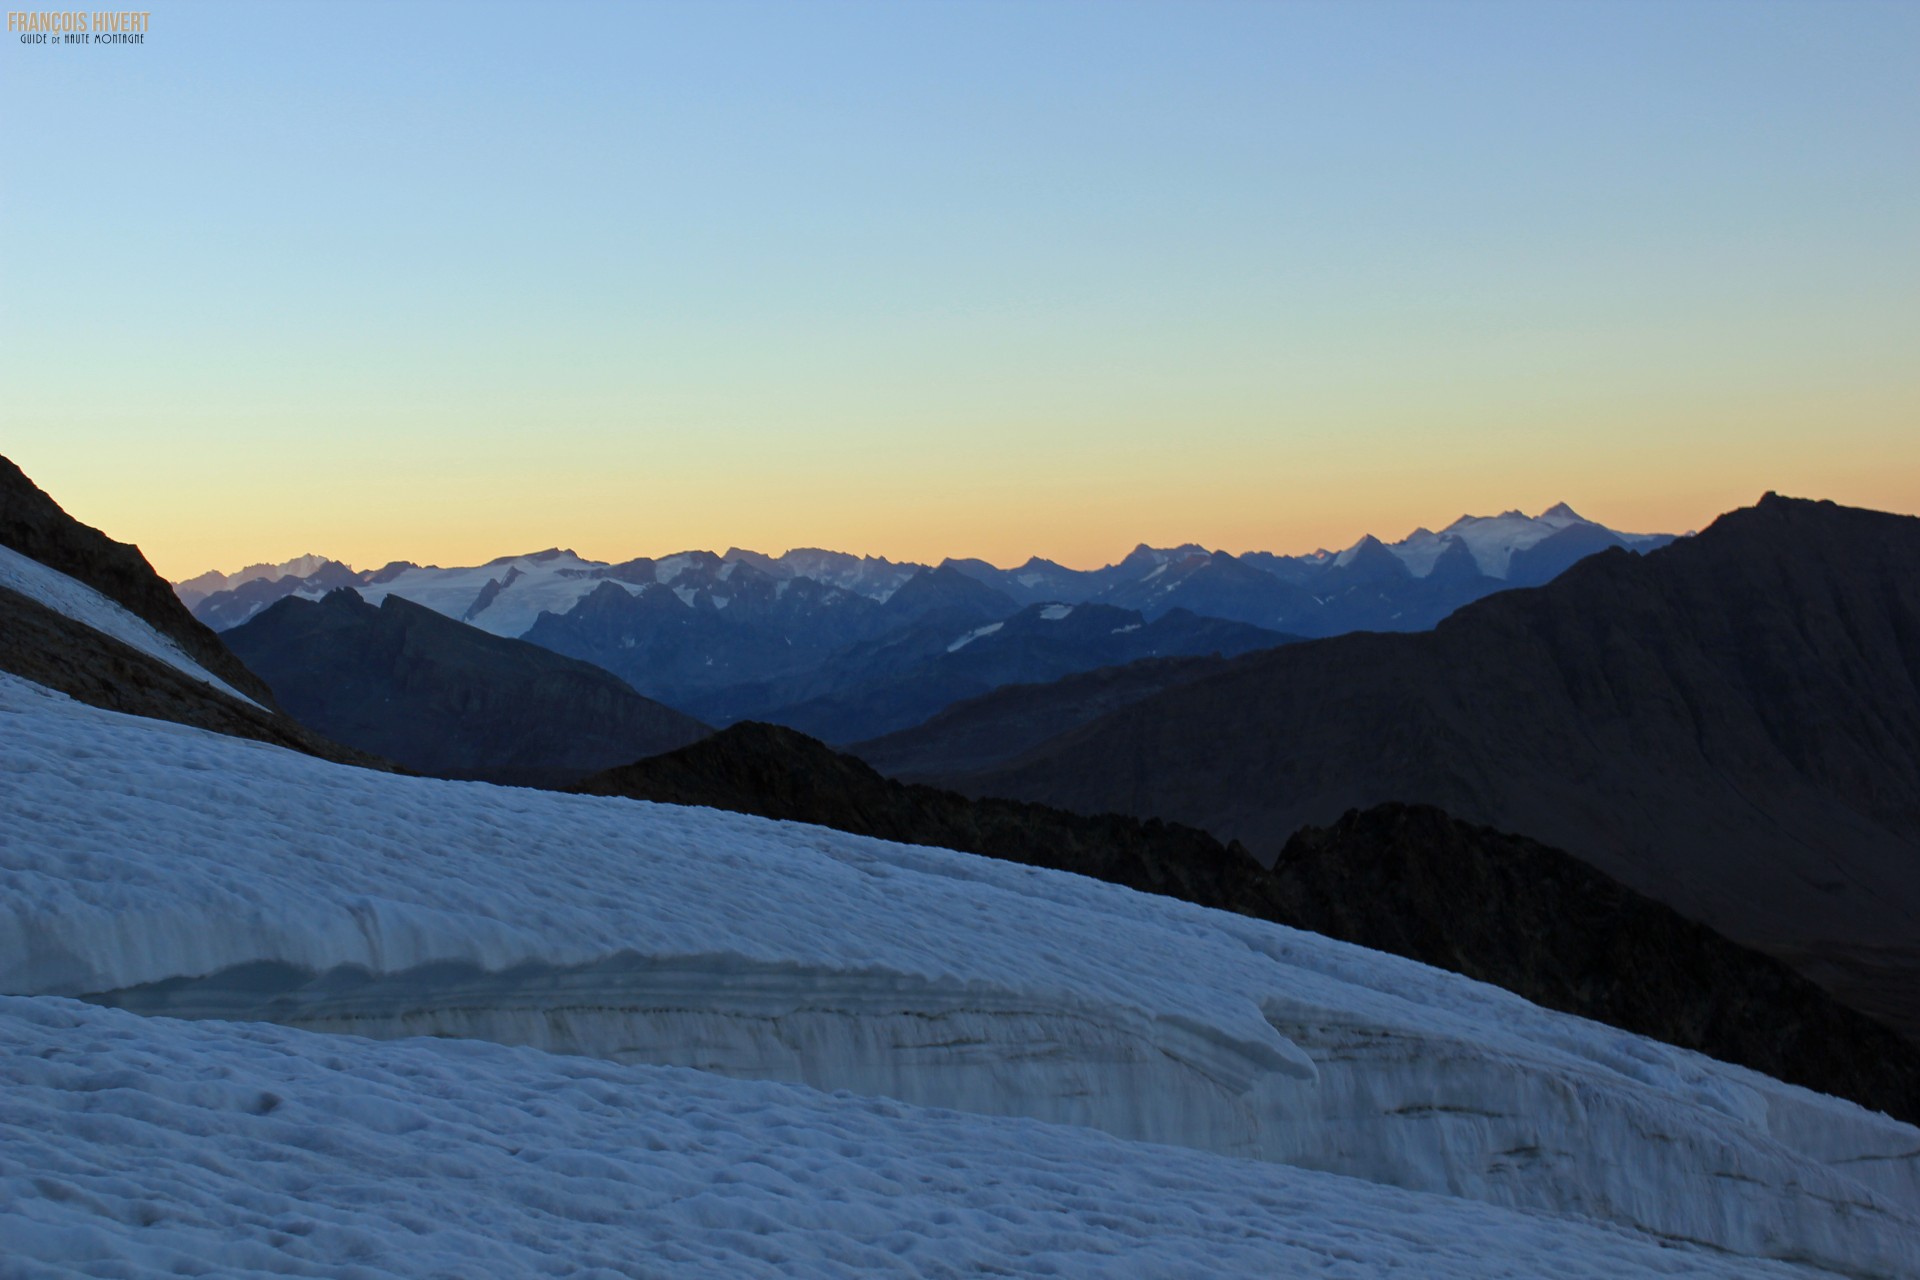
226,589,708,785
945,495,1920,1039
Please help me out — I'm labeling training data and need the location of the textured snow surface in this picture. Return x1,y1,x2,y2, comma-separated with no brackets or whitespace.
0,545,262,708
2,674,1918,1276
0,996,1834,1280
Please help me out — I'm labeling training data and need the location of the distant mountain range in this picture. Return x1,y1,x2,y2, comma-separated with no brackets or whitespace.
176,505,1669,738
901,495,1920,1042
179,504,1672,639
946,504,1673,632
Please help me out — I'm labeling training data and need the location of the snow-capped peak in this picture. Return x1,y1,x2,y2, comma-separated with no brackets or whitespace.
1390,505,1645,580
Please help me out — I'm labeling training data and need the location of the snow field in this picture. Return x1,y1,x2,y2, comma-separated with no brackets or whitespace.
0,996,1835,1280
1,673,1917,1275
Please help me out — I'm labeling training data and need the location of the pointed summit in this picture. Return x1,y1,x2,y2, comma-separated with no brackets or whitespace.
1332,533,1387,568
1539,502,1588,525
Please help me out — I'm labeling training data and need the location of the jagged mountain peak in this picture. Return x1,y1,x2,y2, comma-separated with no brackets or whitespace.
174,553,347,607
1332,533,1388,564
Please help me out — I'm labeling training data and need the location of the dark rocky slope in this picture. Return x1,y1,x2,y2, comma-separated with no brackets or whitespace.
0,457,381,766
575,722,1281,913
704,606,1292,746
851,652,1237,781
950,496,1920,1040
1275,804,1920,1122
0,456,276,707
578,726,1920,1122
0,584,386,767
226,589,709,786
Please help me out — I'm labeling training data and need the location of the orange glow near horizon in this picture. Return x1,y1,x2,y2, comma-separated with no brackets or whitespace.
12,423,1917,584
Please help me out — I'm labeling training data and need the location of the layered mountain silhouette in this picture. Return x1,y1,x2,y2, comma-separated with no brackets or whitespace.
686,603,1294,744
930,496,1920,1039
517,561,907,709
225,589,708,786
189,558,362,631
175,553,344,612
853,653,1239,781
581,724,1920,1122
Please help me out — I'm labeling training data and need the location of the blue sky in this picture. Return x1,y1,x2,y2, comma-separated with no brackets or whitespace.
4,1,1915,576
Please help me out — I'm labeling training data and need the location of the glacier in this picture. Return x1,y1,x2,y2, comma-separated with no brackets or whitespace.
2,672,1917,1276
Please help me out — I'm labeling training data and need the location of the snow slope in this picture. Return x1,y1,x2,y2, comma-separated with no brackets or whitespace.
2,675,1916,1275
0,995,1835,1280
0,544,263,709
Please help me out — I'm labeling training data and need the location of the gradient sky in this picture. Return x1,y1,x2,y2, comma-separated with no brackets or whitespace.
3,0,1916,580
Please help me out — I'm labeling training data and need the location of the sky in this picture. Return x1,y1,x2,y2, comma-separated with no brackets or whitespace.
3,0,1916,580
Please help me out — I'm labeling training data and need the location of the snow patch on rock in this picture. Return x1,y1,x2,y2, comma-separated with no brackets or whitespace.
0,545,263,708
